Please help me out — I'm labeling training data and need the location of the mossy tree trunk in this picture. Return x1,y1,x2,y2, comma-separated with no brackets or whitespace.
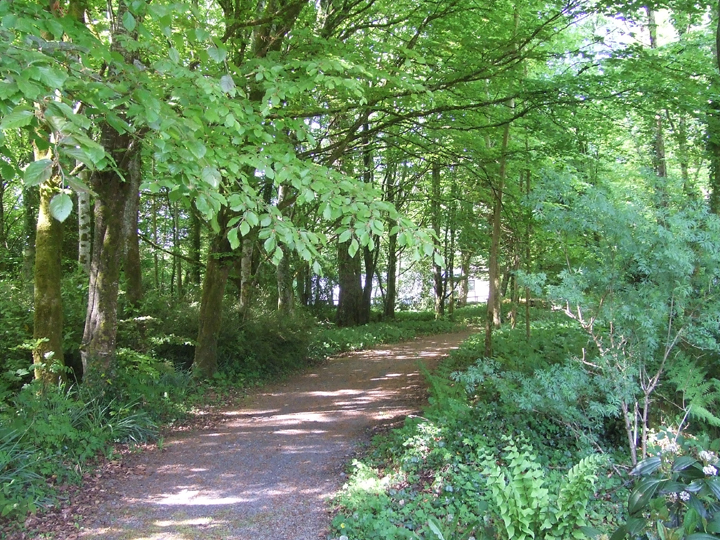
193,218,233,377
32,148,64,385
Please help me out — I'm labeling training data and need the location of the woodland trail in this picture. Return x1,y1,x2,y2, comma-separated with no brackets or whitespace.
71,330,474,540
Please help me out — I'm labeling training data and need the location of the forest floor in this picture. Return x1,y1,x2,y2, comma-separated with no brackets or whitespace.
19,329,474,540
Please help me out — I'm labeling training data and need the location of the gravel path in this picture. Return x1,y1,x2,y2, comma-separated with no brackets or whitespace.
76,330,473,540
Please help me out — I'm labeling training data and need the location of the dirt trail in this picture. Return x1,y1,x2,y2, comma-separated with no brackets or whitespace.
76,330,473,540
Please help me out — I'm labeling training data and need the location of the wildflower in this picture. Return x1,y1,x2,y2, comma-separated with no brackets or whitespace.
704,465,718,476
680,491,691,502
700,450,718,463
667,493,678,503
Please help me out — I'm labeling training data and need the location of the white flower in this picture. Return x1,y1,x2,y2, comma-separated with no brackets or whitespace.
680,491,691,502
700,450,718,463
667,493,678,503
704,465,718,476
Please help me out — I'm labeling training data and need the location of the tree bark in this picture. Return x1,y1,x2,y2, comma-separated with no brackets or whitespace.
77,174,92,274
485,111,512,357
336,239,363,326
81,138,136,391
431,163,444,318
32,148,64,385
189,208,202,285
239,236,254,319
193,225,233,377
22,184,39,284
457,251,471,307
123,149,142,308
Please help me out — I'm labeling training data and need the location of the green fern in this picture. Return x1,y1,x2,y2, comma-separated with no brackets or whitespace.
668,358,720,428
482,436,604,540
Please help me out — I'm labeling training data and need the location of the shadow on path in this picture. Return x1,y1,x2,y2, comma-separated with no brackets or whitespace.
79,331,474,540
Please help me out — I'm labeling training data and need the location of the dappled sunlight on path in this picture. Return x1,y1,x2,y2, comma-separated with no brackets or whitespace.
78,330,473,540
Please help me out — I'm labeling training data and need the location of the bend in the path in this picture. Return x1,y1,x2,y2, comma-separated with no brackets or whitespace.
78,330,474,540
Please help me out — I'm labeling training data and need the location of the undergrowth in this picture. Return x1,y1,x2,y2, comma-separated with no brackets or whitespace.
330,309,627,540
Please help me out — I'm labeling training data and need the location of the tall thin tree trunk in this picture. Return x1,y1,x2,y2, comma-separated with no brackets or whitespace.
383,163,399,319
32,147,64,385
173,201,182,298
124,149,142,308
646,7,668,179
190,208,202,286
77,174,92,274
485,109,512,357
431,163,444,318
152,193,160,289
457,252,471,307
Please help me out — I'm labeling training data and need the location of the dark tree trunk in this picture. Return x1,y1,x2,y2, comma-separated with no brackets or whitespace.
124,149,142,308
33,151,64,385
360,246,376,324
336,240,363,327
190,208,202,285
384,231,397,319
193,223,233,377
81,143,135,390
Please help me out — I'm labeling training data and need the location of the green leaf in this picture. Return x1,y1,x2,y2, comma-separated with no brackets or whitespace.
338,229,351,243
122,11,136,31
227,227,239,249
220,75,235,94
427,517,445,540
687,535,720,540
239,220,250,237
348,238,359,258
208,46,227,63
36,66,67,89
24,159,53,187
187,140,207,160
673,456,698,472
169,47,180,64
264,235,276,253
0,109,34,130
0,162,15,179
49,192,72,222
631,457,662,476
201,166,221,189
628,478,663,515
246,211,259,227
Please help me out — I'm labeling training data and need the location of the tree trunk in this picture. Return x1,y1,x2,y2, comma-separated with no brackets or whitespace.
457,252,471,307
431,163,444,318
193,225,232,377
77,174,92,274
190,208,202,285
81,135,137,391
709,2,720,213
173,201,182,298
32,148,64,385
336,239,363,326
22,184,39,284
123,149,142,308
384,230,398,319
239,236,254,319
485,112,512,357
